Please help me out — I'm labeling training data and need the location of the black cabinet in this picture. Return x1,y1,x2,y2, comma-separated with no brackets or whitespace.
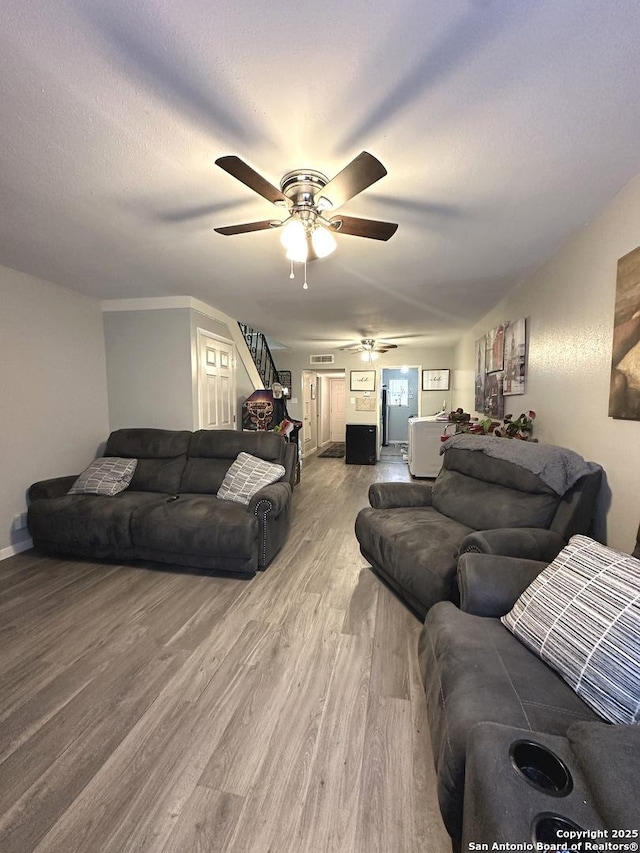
345,424,377,465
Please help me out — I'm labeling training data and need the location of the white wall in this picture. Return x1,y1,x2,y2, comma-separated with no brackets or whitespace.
453,171,640,553
0,268,109,556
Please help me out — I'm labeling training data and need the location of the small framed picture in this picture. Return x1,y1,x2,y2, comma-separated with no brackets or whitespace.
422,369,450,391
350,369,376,392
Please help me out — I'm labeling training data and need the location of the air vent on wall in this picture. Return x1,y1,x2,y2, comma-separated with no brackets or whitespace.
310,354,335,365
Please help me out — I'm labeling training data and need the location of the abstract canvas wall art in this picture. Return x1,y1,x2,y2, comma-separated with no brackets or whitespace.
503,317,526,396
609,246,640,420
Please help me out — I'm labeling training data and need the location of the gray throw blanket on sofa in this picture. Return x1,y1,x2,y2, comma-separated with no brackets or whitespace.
440,434,602,495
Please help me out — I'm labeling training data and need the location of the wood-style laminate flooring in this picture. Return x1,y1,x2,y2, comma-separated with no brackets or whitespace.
0,452,451,853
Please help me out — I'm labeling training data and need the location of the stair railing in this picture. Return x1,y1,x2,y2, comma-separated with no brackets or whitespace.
238,323,280,390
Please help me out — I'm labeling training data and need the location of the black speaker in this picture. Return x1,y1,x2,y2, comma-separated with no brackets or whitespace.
345,424,377,465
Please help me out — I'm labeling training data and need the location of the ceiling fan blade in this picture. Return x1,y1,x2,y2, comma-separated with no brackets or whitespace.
214,219,277,235
215,156,288,206
316,151,387,210
331,214,398,241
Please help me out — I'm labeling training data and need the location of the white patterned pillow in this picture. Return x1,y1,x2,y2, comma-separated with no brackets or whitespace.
502,535,640,725
217,452,285,505
68,457,137,496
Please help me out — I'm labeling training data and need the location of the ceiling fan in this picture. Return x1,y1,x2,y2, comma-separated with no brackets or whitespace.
213,152,398,287
339,338,399,362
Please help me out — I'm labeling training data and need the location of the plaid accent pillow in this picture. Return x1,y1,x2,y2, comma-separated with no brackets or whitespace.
67,457,138,496
217,452,285,505
502,535,640,725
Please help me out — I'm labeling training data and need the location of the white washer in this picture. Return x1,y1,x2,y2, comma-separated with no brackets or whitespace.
407,416,447,477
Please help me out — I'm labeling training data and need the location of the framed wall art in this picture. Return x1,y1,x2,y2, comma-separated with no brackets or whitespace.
609,245,640,420
485,323,507,373
422,369,450,391
350,369,376,392
484,371,505,418
503,317,526,396
474,335,486,412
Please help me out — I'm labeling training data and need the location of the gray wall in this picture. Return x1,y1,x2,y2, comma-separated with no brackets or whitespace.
0,268,109,556
104,306,257,432
453,171,640,553
104,308,194,431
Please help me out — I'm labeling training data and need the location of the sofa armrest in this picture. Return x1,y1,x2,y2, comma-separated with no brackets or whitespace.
28,475,79,501
457,552,549,617
368,481,434,509
248,481,292,517
282,441,298,488
458,527,566,562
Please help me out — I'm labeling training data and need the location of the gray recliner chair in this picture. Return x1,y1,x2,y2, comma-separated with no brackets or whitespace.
354,434,603,618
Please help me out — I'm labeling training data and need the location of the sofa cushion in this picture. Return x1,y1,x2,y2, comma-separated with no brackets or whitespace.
441,446,559,494
216,453,285,505
67,457,137,496
355,506,473,616
419,601,599,842
431,468,560,531
105,428,191,493
502,534,640,724
131,494,258,559
180,429,287,494
28,491,165,556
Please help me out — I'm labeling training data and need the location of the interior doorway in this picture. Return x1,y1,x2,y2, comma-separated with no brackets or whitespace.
381,367,420,444
301,369,318,457
311,370,346,450
329,377,346,441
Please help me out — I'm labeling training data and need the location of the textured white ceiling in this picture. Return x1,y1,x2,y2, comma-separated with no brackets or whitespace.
2,0,640,349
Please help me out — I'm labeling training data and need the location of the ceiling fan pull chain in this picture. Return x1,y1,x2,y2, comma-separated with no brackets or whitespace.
289,259,295,280
303,259,308,290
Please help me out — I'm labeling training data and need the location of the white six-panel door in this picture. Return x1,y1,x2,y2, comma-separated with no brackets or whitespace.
197,328,237,430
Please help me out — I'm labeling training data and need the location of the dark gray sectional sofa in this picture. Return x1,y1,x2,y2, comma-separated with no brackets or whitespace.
355,435,603,618
419,530,640,850
28,428,296,576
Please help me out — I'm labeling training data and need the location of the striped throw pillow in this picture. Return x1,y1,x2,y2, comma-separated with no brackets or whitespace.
217,452,285,505
502,535,640,725
68,457,137,496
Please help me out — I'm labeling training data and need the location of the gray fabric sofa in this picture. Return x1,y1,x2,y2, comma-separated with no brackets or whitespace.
28,428,296,576
355,435,603,618
419,525,640,849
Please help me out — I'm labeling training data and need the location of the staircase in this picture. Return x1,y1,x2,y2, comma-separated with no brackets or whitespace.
238,323,281,390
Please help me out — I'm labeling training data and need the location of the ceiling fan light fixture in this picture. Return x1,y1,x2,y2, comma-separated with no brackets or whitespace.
311,225,337,258
280,217,306,250
286,239,308,264
361,350,378,363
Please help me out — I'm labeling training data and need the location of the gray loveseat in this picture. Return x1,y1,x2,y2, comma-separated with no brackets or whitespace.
355,435,603,618
419,526,640,849
28,428,296,576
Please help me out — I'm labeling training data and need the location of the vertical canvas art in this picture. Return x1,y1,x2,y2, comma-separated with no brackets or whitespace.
484,371,505,418
503,317,526,395
485,323,507,373
609,246,640,420
474,335,486,412
484,322,507,416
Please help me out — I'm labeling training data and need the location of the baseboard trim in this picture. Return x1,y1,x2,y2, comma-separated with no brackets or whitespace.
1,537,33,561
